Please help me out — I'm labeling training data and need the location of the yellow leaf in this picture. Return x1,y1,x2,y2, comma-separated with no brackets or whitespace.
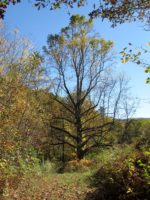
122,58,127,63
147,42,150,46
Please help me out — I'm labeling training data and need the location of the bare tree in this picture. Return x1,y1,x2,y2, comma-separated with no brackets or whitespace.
44,15,129,159
117,94,138,144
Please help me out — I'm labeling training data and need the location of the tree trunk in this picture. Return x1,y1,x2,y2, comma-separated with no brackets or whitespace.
75,106,84,160
77,142,84,160
76,122,84,160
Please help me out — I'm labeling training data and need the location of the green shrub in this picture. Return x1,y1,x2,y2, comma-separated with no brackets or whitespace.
0,145,41,199
86,148,150,200
41,160,57,174
63,159,94,172
87,145,136,168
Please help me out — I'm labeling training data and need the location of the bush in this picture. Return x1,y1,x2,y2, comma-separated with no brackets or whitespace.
64,159,94,172
0,146,40,199
41,160,57,174
86,148,150,200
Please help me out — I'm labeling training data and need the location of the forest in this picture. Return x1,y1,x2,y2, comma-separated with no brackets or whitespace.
0,1,150,200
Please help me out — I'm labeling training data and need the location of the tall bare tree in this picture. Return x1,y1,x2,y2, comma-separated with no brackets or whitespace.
44,15,129,159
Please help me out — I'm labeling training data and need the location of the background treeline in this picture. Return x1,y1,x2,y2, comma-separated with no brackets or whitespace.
0,17,149,200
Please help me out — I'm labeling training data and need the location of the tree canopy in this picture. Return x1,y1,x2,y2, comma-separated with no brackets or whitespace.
90,0,150,28
1,0,150,27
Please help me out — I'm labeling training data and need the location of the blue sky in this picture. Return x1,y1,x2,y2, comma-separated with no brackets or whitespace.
4,1,150,118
